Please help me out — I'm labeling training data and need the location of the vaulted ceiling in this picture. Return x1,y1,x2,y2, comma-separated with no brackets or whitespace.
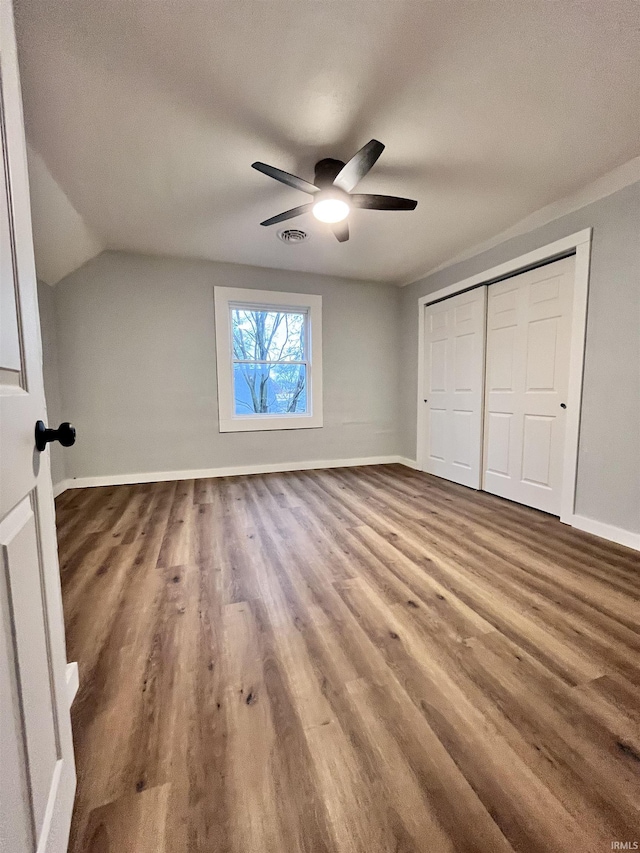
15,0,640,284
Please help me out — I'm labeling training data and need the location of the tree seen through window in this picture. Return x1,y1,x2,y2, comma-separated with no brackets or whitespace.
231,308,308,415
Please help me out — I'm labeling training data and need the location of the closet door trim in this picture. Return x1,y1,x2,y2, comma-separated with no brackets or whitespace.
416,228,591,525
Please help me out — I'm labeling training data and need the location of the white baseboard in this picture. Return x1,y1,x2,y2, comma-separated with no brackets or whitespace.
60,455,408,491
397,457,420,470
568,515,640,552
53,479,71,498
65,662,79,707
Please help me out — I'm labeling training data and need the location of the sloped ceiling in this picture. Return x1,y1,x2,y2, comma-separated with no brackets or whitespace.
27,144,103,285
15,0,640,284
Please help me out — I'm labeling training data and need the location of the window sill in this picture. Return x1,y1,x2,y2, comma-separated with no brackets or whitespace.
219,414,323,433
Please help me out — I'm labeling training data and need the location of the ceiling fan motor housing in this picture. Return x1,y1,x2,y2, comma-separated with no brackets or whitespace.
313,158,346,188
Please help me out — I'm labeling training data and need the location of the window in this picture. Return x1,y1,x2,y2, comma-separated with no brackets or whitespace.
214,287,322,432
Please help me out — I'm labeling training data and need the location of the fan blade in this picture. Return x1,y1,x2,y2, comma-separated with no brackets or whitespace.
332,221,349,242
349,194,417,211
260,203,312,227
333,140,385,192
252,162,320,195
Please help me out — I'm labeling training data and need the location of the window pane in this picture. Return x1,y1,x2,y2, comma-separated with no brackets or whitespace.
233,363,307,415
232,308,305,362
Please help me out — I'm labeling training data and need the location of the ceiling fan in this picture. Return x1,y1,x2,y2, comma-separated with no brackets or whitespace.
252,139,417,242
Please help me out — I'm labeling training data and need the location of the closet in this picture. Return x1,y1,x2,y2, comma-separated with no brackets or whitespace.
421,255,575,515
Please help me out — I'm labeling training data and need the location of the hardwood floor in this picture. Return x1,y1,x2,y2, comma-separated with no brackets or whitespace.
56,464,640,853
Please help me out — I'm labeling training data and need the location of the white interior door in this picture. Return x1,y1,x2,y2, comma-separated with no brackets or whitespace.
483,256,575,515
421,287,487,488
0,2,76,851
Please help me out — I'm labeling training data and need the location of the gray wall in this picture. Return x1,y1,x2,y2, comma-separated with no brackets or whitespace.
46,184,639,534
400,181,640,533
37,280,66,487
54,252,400,479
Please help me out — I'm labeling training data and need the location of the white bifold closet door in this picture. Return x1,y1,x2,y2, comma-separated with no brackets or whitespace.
483,256,575,514
422,287,487,488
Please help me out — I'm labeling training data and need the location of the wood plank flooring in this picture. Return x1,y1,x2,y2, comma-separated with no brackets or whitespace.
56,464,640,853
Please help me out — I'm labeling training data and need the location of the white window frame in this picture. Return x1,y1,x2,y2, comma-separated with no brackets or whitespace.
214,286,323,432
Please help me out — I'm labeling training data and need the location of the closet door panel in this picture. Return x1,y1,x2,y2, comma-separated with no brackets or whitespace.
483,256,575,514
421,287,486,488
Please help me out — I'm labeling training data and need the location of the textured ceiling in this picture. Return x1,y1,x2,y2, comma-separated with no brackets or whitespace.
15,0,640,284
26,144,103,285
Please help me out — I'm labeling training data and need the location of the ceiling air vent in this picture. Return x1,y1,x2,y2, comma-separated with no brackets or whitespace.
278,228,309,244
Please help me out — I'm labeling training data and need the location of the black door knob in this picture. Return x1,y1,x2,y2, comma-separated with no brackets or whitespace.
35,420,76,452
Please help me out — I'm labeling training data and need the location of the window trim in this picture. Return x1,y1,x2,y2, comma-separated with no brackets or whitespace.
214,286,323,432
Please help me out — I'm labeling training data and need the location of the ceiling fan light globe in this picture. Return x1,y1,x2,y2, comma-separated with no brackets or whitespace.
312,197,350,223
